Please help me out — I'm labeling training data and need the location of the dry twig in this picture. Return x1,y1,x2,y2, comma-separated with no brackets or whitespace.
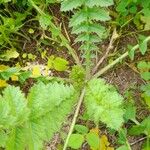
92,28,118,74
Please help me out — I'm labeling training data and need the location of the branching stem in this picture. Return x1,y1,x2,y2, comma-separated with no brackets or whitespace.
29,0,81,65
92,28,118,74
93,36,150,78
63,29,150,150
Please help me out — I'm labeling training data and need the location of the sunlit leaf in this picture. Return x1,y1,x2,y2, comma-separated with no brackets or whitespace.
0,130,8,147
0,65,9,71
116,145,128,150
0,49,19,61
32,66,41,78
86,132,100,149
74,124,89,134
68,134,84,149
141,72,150,81
39,14,52,30
99,135,110,150
53,57,69,71
47,56,55,69
90,128,100,136
0,80,8,87
139,39,148,55
11,75,19,81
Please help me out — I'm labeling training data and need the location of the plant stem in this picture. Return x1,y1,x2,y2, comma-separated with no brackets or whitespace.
85,7,91,80
93,51,129,78
93,36,150,78
92,28,118,74
63,88,86,150
130,137,147,146
29,0,81,65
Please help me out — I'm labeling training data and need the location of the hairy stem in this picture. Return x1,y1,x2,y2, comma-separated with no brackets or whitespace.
93,36,150,78
63,88,86,150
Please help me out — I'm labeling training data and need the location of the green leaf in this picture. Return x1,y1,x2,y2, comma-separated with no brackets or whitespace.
86,132,100,149
137,61,150,70
0,67,20,80
141,72,150,81
128,125,145,136
68,134,84,149
85,0,114,7
53,57,69,71
18,71,32,83
0,82,76,150
116,145,129,150
61,0,84,11
2,86,29,124
6,127,27,150
128,45,135,60
39,14,52,30
27,82,76,143
141,117,150,135
72,23,105,37
141,16,150,30
129,117,150,136
85,79,124,130
141,84,150,108
74,124,89,134
75,34,100,43
0,130,8,147
61,0,113,11
0,49,19,61
124,102,136,121
142,138,150,150
70,7,110,27
116,0,128,13
139,39,148,55
117,128,127,145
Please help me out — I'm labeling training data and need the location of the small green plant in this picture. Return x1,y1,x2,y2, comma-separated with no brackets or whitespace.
137,60,150,108
68,125,114,150
0,0,150,149
128,116,150,150
115,0,150,30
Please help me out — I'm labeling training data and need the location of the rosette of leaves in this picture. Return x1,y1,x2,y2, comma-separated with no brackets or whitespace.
85,79,124,130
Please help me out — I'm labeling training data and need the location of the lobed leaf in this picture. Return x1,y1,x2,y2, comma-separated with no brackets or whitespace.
85,0,114,7
70,7,110,27
0,82,76,150
61,0,84,11
85,79,124,130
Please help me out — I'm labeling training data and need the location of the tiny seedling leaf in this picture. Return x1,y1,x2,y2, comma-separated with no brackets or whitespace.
53,57,69,71
68,134,84,149
139,40,148,55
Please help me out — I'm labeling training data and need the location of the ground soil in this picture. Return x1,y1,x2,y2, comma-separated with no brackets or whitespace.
1,3,150,150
